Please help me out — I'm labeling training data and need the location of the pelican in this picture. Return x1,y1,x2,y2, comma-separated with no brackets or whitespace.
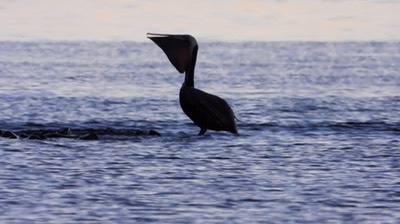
147,33,238,135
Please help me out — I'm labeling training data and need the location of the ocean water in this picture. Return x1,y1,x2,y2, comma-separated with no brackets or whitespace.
0,41,399,223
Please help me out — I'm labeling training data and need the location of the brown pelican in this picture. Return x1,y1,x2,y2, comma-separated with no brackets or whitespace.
147,33,238,135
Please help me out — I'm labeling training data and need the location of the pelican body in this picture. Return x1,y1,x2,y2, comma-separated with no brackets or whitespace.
147,33,238,135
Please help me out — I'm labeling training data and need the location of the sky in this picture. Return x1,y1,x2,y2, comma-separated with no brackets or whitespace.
1,0,399,42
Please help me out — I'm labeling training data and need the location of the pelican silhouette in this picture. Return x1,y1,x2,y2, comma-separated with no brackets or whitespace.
147,33,238,135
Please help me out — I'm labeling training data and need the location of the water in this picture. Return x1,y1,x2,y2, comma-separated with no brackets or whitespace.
1,41,399,223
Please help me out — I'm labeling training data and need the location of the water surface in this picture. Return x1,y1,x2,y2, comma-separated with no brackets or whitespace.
1,41,399,223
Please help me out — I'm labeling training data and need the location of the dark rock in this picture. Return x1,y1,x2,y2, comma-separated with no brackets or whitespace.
2,131,18,139
58,128,72,135
148,130,161,136
106,128,116,133
44,132,63,138
1,127,161,140
131,130,145,135
28,134,47,140
79,133,99,140
18,132,30,138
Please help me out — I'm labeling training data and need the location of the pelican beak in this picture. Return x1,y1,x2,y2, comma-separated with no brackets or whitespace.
147,32,191,74
146,33,168,38
147,33,186,41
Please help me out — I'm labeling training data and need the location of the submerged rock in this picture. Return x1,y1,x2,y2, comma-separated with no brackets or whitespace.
18,132,30,139
0,127,161,140
148,130,161,136
44,132,63,138
2,131,19,139
79,133,99,140
28,134,47,140
58,128,72,135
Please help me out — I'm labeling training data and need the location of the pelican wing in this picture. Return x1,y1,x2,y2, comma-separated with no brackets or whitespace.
192,88,237,132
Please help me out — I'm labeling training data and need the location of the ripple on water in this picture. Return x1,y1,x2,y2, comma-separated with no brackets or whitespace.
1,41,400,223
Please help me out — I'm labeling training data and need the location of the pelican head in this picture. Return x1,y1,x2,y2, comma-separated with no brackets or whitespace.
147,33,198,75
